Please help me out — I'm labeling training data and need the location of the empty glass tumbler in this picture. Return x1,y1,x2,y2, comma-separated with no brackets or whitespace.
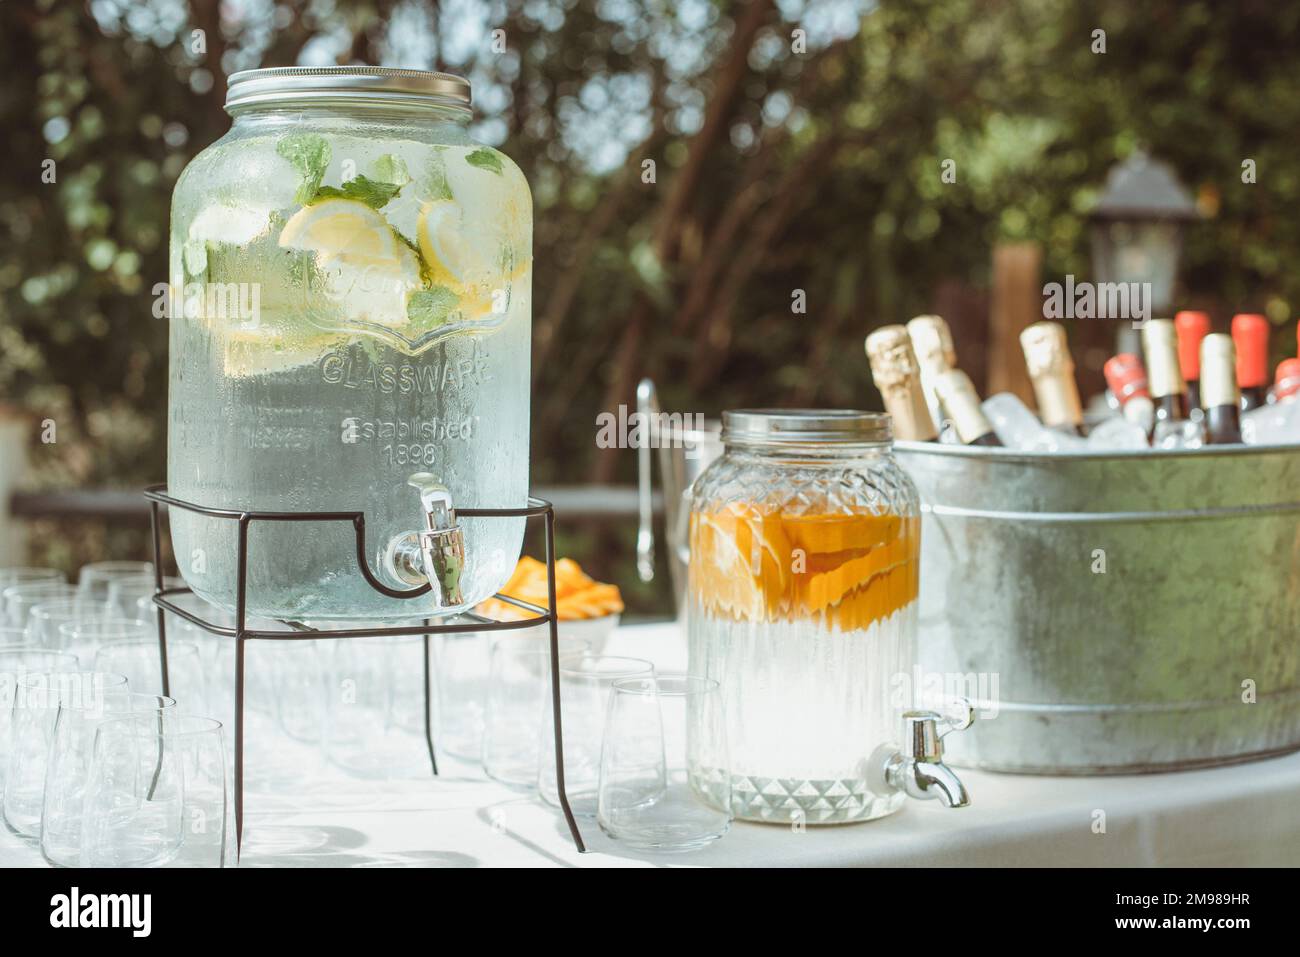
40,692,177,867
80,714,234,868
324,634,427,778
3,671,130,839
78,562,155,601
3,582,76,629
481,633,589,785
537,655,655,816
0,651,79,796
597,674,731,852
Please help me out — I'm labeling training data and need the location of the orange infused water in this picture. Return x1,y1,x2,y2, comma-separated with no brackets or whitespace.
688,503,920,824
683,410,921,824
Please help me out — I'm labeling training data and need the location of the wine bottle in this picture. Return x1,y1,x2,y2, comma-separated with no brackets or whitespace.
1174,311,1211,412
1102,353,1155,435
1200,333,1243,445
865,325,939,441
1141,319,1189,425
906,314,956,430
1231,313,1270,412
1273,358,1300,404
933,369,1001,446
1019,321,1083,435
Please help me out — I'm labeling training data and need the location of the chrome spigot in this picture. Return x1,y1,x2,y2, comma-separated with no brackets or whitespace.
385,473,466,606
878,705,974,809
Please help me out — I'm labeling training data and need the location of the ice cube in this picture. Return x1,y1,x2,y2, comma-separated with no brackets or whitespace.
1242,400,1300,445
1153,418,1205,450
1086,416,1149,450
982,393,1086,452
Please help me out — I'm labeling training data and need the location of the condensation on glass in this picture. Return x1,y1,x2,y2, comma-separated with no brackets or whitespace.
167,68,531,620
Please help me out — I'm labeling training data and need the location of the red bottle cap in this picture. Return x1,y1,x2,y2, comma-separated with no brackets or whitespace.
1231,313,1271,388
1275,358,1300,401
1174,311,1211,380
1103,353,1150,404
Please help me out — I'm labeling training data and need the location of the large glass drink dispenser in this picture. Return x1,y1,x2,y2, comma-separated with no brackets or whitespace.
167,68,531,620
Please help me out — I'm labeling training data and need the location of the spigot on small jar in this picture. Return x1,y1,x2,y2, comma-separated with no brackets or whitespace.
872,703,975,809
385,473,466,606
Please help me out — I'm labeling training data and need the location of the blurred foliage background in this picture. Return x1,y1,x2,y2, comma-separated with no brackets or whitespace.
2,0,1298,613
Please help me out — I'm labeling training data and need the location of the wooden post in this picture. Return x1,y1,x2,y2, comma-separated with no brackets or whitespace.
988,242,1042,408
0,407,29,564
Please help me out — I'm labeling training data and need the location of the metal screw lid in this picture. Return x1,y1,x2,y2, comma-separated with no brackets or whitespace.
721,409,892,446
225,66,472,114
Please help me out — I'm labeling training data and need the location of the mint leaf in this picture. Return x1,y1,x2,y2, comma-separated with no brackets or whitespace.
311,175,401,210
372,154,411,188
465,147,503,175
276,134,331,205
407,286,460,327
420,150,454,202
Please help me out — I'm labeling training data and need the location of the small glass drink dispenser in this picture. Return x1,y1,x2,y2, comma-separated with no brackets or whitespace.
686,410,972,824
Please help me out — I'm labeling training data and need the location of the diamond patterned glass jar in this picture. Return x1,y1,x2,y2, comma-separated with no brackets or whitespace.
686,410,920,825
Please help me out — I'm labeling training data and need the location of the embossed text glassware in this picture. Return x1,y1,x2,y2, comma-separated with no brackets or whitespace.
686,410,921,825
168,67,532,620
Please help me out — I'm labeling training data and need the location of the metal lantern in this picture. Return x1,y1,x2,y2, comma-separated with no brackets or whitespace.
1089,150,1200,319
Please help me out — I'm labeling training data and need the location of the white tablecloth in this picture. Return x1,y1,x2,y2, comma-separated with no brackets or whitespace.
3,622,1298,868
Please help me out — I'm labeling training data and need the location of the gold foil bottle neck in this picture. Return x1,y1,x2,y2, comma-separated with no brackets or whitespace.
865,325,938,441
1019,321,1082,427
1199,333,1239,410
906,315,957,376
1142,318,1187,399
933,369,993,443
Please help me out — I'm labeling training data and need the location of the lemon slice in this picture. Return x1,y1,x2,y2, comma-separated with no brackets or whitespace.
417,199,531,321
280,198,422,329
416,200,476,289
188,203,271,245
280,198,403,265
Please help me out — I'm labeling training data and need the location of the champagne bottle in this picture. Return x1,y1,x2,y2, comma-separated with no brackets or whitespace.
865,325,938,441
1019,321,1083,435
1273,358,1300,404
1141,319,1189,425
1174,311,1211,412
1102,353,1156,435
906,314,956,430
1231,313,1270,412
1200,333,1243,445
933,369,1001,446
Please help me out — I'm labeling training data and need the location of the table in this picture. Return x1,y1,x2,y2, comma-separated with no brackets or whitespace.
2,622,1298,867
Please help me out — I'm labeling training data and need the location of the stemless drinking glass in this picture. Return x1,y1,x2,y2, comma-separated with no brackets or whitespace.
0,626,33,648
434,631,492,760
40,692,176,867
107,576,184,618
323,634,427,777
3,582,76,629
80,714,234,868
92,637,205,707
482,633,590,785
3,671,129,838
0,568,65,593
78,561,155,601
538,655,656,816
58,618,153,669
0,650,79,795
267,638,328,744
26,598,114,652
597,674,731,852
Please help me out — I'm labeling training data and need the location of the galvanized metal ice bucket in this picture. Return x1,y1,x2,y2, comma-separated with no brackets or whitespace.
896,440,1300,773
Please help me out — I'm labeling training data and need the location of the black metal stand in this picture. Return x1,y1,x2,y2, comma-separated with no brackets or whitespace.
143,484,586,859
